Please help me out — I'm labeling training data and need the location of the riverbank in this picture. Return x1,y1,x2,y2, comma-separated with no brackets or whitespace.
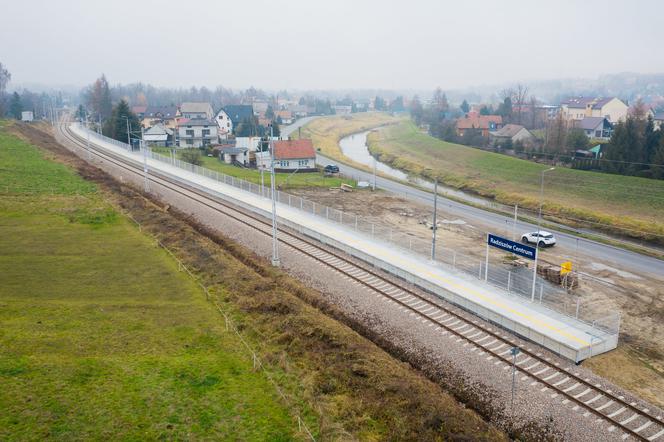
367,120,664,245
293,112,403,170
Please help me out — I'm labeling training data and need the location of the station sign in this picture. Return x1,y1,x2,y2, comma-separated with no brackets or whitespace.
487,233,536,260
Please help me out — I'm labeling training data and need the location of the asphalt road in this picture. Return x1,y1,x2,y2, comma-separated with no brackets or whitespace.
316,152,664,277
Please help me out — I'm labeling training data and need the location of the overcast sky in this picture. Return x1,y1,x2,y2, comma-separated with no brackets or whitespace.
2,0,663,91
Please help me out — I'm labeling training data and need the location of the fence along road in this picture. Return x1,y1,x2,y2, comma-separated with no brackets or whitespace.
314,151,664,277
59,120,664,442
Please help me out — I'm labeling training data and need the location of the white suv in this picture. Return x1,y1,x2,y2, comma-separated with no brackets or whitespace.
521,231,556,247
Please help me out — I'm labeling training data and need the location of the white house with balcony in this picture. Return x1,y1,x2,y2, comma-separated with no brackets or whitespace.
177,118,218,148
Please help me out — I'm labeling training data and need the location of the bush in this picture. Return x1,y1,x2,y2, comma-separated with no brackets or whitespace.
181,149,203,166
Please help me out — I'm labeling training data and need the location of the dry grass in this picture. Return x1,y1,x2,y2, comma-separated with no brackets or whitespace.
294,112,403,168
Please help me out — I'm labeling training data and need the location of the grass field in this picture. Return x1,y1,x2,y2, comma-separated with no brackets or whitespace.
154,148,355,189
0,128,297,440
366,120,664,242
293,112,404,168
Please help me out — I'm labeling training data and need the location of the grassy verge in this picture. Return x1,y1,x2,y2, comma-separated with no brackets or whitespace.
0,127,297,440
8,121,514,440
293,112,404,169
366,120,664,244
154,148,355,189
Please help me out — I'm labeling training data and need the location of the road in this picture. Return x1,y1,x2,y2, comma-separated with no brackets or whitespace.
315,151,664,277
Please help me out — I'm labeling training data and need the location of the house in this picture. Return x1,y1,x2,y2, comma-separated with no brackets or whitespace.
219,146,249,166
575,117,613,140
456,111,503,137
589,144,604,159
21,111,34,122
235,136,262,152
256,139,317,172
180,102,214,120
143,124,174,147
251,100,269,115
141,105,179,130
333,105,352,115
131,105,147,119
276,110,293,124
289,104,309,117
653,112,664,130
177,118,218,148
489,124,534,146
560,97,628,123
216,105,254,135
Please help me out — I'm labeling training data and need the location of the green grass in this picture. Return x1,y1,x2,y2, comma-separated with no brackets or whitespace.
367,120,664,242
154,148,355,189
0,129,296,440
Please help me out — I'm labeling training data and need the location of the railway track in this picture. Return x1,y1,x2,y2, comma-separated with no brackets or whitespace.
58,121,664,441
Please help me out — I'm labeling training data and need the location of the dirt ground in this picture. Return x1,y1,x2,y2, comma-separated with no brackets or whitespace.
290,187,664,408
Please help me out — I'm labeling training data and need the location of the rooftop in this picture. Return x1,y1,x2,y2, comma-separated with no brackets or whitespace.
273,139,316,160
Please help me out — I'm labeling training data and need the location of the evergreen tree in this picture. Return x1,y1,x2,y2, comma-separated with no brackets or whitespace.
567,128,589,149
651,136,664,179
265,105,274,119
460,99,470,114
9,92,22,119
103,99,140,144
76,104,86,121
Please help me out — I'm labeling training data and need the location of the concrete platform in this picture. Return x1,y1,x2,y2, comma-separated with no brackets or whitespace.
71,124,618,362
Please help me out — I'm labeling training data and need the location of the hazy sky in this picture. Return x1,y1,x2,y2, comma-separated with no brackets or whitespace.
2,0,663,91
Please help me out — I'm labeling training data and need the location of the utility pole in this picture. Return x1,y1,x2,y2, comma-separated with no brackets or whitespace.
126,117,131,146
142,127,149,192
431,180,438,261
531,167,555,301
512,204,518,241
372,155,377,191
269,125,280,267
85,112,91,161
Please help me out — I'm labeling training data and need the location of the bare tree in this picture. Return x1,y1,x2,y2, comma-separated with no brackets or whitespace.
0,62,11,117
513,84,529,125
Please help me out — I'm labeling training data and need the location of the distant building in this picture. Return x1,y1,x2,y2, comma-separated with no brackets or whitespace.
333,105,352,115
143,124,174,147
141,105,179,130
456,111,503,138
180,102,214,120
21,111,34,122
219,146,249,166
653,112,664,130
256,139,316,172
276,110,293,124
560,97,628,123
575,117,613,140
489,124,534,146
131,105,147,119
216,105,254,136
177,118,218,148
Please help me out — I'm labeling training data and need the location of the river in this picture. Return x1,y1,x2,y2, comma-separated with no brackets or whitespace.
338,129,491,206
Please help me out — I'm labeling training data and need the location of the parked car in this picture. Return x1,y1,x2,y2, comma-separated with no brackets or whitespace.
521,231,556,247
324,164,339,174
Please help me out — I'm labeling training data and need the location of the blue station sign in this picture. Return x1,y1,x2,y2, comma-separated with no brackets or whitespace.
487,234,537,260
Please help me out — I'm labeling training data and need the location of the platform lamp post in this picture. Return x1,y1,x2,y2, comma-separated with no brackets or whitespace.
431,179,438,261
531,167,555,302
85,112,91,161
269,124,280,267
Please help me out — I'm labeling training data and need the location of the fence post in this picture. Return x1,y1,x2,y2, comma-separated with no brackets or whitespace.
507,271,511,293
288,194,291,206
453,251,456,268
539,284,544,303
478,262,482,279
300,197,303,210
326,206,329,219
355,215,358,230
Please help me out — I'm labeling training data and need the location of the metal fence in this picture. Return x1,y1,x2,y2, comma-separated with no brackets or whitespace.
79,125,621,338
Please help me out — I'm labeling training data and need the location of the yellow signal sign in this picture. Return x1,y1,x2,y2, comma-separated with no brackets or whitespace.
560,261,573,275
